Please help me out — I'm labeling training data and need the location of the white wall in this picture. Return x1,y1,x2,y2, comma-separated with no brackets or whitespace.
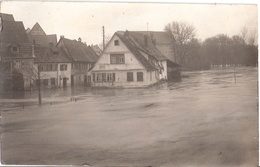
91,33,161,88
92,70,150,88
92,34,145,72
57,63,71,87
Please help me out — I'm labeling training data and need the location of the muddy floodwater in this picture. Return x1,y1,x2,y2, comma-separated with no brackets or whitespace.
1,67,258,166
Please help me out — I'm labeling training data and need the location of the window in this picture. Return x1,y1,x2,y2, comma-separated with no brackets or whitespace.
12,46,19,53
110,54,125,64
93,73,115,82
137,72,143,82
113,73,115,81
114,40,119,46
97,73,102,82
106,73,114,81
60,64,67,71
14,60,21,69
51,78,55,86
111,55,117,64
102,73,106,81
93,73,96,82
127,72,133,82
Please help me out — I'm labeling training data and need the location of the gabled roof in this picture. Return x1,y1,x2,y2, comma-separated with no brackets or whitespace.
0,13,15,21
35,46,71,63
126,31,168,61
128,31,173,44
91,44,102,56
59,37,98,63
118,31,180,67
115,32,157,71
0,20,29,43
0,42,34,58
29,22,46,35
28,34,57,47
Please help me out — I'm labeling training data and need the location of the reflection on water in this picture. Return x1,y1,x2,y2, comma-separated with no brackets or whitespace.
0,67,257,106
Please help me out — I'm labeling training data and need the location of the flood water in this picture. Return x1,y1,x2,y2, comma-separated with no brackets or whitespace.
1,67,258,166
1,67,258,109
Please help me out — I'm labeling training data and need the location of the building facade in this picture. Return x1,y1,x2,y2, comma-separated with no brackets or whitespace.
57,37,98,86
35,47,72,89
91,32,161,88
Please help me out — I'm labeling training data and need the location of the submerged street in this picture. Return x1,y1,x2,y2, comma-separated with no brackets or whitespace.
1,67,258,166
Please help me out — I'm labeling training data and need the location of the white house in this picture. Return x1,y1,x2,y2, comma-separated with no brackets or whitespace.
57,37,98,86
91,31,178,88
35,46,72,88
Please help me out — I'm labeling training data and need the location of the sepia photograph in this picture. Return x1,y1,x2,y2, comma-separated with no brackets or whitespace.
0,1,258,166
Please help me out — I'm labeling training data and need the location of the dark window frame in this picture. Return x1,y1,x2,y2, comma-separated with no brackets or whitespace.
137,72,143,82
127,72,134,82
114,40,119,46
51,78,56,86
110,54,125,64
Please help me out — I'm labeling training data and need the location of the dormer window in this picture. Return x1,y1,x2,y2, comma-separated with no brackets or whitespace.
11,45,19,53
114,40,119,46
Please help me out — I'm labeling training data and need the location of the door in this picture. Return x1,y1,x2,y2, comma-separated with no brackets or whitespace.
63,78,67,87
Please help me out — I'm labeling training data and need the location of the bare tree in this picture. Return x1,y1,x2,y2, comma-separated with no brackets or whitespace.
164,21,197,65
240,26,248,44
248,28,258,46
99,34,111,51
19,59,42,106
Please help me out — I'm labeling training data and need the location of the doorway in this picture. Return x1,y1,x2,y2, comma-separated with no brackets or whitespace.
62,78,67,87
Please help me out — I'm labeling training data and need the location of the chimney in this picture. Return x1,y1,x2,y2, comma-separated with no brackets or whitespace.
32,39,35,58
144,34,148,47
60,35,64,39
78,37,82,42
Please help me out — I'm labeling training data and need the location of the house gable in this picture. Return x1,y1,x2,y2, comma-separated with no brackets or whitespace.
29,22,46,35
57,37,98,63
92,33,146,72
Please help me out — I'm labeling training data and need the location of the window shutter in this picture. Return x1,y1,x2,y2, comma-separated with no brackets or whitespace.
93,73,96,82
113,73,116,81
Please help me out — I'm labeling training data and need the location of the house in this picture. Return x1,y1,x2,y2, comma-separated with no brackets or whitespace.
0,13,35,91
91,30,181,88
27,22,57,47
120,31,181,80
57,37,98,86
25,23,71,89
34,45,72,89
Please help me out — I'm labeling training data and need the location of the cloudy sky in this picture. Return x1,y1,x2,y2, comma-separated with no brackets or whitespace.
1,1,258,45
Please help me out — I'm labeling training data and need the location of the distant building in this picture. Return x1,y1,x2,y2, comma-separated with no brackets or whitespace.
57,37,98,86
35,46,72,89
0,13,35,91
27,22,57,47
91,44,102,56
91,31,178,88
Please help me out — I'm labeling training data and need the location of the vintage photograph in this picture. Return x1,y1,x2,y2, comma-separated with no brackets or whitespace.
0,1,258,166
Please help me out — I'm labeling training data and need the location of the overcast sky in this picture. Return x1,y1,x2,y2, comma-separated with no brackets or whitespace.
1,1,258,45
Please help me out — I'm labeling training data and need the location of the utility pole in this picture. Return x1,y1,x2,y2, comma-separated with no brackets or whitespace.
147,23,149,35
102,26,105,50
37,64,42,106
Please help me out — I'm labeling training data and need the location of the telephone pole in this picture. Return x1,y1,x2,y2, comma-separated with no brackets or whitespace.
102,26,105,50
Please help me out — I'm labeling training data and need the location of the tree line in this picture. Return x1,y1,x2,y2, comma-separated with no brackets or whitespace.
165,21,258,70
